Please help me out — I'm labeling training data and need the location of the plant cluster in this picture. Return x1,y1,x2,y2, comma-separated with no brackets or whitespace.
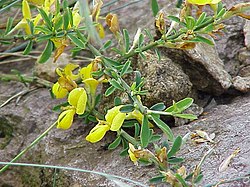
0,0,249,186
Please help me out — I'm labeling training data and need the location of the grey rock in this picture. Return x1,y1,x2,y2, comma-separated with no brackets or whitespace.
0,81,250,186
243,20,250,49
233,76,250,92
136,51,193,107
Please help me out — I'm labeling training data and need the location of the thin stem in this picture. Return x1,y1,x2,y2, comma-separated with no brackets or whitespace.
147,110,172,116
120,129,138,145
118,41,159,63
0,0,22,14
0,73,53,88
0,162,147,187
0,121,58,173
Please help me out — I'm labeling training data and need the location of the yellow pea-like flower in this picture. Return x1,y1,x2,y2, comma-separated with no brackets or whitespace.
57,109,75,129
52,82,69,99
80,63,93,81
187,0,221,5
109,112,126,131
68,88,87,115
27,0,45,6
85,123,110,143
128,143,138,165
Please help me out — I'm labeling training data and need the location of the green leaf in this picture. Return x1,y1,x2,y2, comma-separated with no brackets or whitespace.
138,33,144,47
120,60,131,76
151,114,174,141
28,19,34,35
94,94,102,106
123,120,137,128
52,102,69,112
104,86,116,97
63,10,69,30
38,40,53,63
114,97,122,106
217,8,226,19
195,35,214,45
62,0,68,10
140,115,150,148
151,0,159,17
150,134,161,142
5,17,14,34
135,71,142,87
54,16,63,30
67,33,86,49
194,174,203,184
144,28,154,40
149,175,164,183
165,98,193,113
185,16,196,30
175,174,189,187
168,157,184,164
56,0,60,15
23,40,33,55
123,29,130,53
134,123,140,137
88,115,97,122
154,48,161,61
168,15,181,23
38,8,52,29
103,57,121,67
67,8,73,27
109,79,124,91
36,34,53,42
196,12,207,26
120,104,134,113
34,26,52,34
150,102,166,111
108,136,122,150
100,40,112,51
174,113,197,120
167,136,182,158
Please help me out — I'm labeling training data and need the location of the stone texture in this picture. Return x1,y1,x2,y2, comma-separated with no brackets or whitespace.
0,82,250,187
136,51,193,107
233,76,250,92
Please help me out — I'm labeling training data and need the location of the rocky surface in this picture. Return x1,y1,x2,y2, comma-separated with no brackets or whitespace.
0,0,250,186
0,81,249,187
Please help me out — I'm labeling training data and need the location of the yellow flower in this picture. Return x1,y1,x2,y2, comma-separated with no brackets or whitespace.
128,143,139,165
106,13,120,34
85,122,110,143
80,63,93,81
186,0,221,5
57,87,88,129
9,0,32,34
27,0,45,6
52,63,80,98
86,106,126,143
105,106,126,131
52,82,68,99
68,88,87,115
57,108,75,129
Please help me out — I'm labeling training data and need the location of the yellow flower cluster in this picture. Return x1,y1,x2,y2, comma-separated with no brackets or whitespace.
57,88,87,129
186,0,221,5
52,61,105,130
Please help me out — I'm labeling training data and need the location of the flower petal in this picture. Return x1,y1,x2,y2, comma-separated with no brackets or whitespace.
80,63,93,80
86,124,110,143
22,0,32,19
57,109,75,129
68,88,87,115
83,78,99,96
110,112,126,131
52,82,68,99
105,106,121,124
